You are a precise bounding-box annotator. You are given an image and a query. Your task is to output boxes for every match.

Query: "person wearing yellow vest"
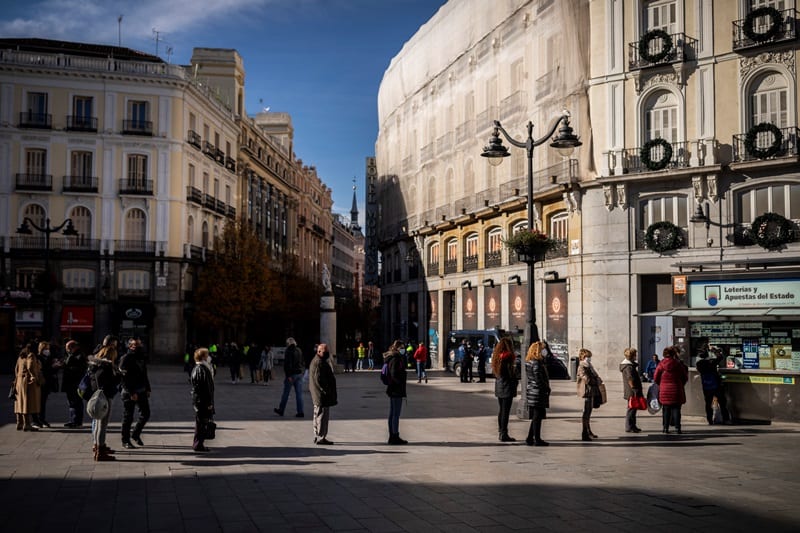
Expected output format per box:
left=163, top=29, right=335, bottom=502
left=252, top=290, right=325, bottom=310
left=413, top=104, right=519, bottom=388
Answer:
left=356, top=343, right=366, bottom=371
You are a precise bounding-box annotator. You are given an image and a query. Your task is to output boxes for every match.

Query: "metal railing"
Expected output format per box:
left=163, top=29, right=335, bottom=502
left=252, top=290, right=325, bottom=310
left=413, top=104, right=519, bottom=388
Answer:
left=186, top=186, right=203, bottom=204
left=114, top=240, right=156, bottom=254
left=63, top=175, right=98, bottom=192
left=119, top=178, right=153, bottom=195
left=732, top=126, right=798, bottom=162
left=122, top=119, right=153, bottom=135
left=420, top=142, right=435, bottom=164
left=635, top=227, right=688, bottom=251
left=16, top=173, right=53, bottom=191
left=66, top=115, right=97, bottom=131
left=455, top=120, right=474, bottom=144
left=628, top=32, right=696, bottom=70
left=187, top=130, right=202, bottom=148
left=484, top=251, right=502, bottom=268
left=443, top=259, right=458, bottom=275
left=18, top=112, right=52, bottom=128
left=732, top=8, right=797, bottom=51
left=463, top=254, right=479, bottom=272
left=618, top=140, right=691, bottom=173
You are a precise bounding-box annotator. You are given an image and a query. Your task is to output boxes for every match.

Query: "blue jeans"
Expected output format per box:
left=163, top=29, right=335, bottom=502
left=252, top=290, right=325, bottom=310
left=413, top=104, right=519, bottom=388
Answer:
left=356, top=358, right=364, bottom=370
left=279, top=373, right=304, bottom=414
left=91, top=409, right=111, bottom=447
left=416, top=361, right=426, bottom=380
left=388, top=397, right=403, bottom=435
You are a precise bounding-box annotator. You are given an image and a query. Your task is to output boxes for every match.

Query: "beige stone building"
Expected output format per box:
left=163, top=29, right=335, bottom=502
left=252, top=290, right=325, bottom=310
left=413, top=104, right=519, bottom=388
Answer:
left=375, top=0, right=799, bottom=421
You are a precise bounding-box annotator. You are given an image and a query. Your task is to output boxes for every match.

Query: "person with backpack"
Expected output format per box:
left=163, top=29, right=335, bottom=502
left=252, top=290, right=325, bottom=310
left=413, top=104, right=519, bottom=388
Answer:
left=274, top=337, right=305, bottom=417
left=383, top=340, right=408, bottom=445
left=696, top=346, right=730, bottom=425
left=309, top=343, right=337, bottom=445
left=62, top=340, right=88, bottom=428
left=87, top=344, right=120, bottom=461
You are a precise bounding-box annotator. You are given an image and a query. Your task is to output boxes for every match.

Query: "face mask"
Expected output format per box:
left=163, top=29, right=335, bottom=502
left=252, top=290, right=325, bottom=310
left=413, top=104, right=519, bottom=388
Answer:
left=541, top=348, right=549, bottom=356
left=43, top=349, right=50, bottom=356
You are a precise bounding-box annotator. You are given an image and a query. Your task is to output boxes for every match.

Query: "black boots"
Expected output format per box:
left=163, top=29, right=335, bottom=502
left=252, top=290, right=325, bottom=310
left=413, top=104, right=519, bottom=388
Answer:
left=388, top=433, right=407, bottom=445
left=526, top=419, right=549, bottom=446
left=581, top=421, right=592, bottom=441
left=499, top=432, right=516, bottom=442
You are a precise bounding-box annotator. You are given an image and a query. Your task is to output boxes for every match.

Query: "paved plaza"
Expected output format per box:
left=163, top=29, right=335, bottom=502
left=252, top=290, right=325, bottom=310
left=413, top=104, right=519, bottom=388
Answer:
left=1, top=364, right=798, bottom=532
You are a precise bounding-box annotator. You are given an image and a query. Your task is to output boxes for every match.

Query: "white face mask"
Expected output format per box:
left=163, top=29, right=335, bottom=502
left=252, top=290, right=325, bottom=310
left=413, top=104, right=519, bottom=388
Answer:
left=43, top=349, right=50, bottom=356
left=541, top=348, right=549, bottom=356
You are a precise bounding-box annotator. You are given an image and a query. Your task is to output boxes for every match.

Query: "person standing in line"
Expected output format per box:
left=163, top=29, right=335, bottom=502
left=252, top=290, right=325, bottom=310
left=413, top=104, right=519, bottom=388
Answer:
left=459, top=339, right=474, bottom=383
left=367, top=341, right=376, bottom=370
left=654, top=345, right=688, bottom=434
left=309, top=342, right=337, bottom=445
left=413, top=342, right=428, bottom=383
left=384, top=340, right=408, bottom=444
left=259, top=346, right=273, bottom=385
left=492, top=337, right=520, bottom=442
left=620, top=347, right=644, bottom=433
left=62, top=340, right=88, bottom=428
left=227, top=342, right=241, bottom=384
left=190, top=347, right=215, bottom=452
left=476, top=340, right=489, bottom=383
left=274, top=337, right=305, bottom=417
left=524, top=341, right=551, bottom=446
left=118, top=337, right=151, bottom=448
left=87, top=343, right=120, bottom=461
left=696, top=346, right=731, bottom=425
left=356, top=342, right=366, bottom=371
left=13, top=342, right=42, bottom=431
left=576, top=348, right=602, bottom=442
left=643, top=354, right=659, bottom=382
left=35, top=341, right=59, bottom=428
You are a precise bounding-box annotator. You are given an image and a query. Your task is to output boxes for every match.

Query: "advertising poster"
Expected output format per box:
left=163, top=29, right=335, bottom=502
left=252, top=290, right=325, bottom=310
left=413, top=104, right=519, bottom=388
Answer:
left=462, top=288, right=477, bottom=330
left=545, top=281, right=568, bottom=368
left=742, top=339, right=760, bottom=369
left=508, top=283, right=527, bottom=332
left=427, top=291, right=438, bottom=367
left=483, top=286, right=501, bottom=329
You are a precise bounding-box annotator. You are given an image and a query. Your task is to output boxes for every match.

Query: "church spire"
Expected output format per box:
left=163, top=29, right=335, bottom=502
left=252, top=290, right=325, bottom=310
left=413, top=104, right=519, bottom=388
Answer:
left=350, top=177, right=361, bottom=231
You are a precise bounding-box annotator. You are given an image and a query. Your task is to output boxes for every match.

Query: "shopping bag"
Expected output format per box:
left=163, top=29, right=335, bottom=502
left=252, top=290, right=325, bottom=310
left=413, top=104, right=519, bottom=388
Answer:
left=204, top=419, right=217, bottom=440
left=628, top=395, right=647, bottom=411
left=646, top=383, right=661, bottom=414
left=598, top=383, right=607, bottom=405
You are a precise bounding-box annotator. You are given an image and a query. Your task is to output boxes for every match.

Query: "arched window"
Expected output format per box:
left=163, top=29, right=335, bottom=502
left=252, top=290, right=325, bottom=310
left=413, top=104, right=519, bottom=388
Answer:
left=464, top=233, right=479, bottom=271
left=644, top=90, right=678, bottom=142
left=549, top=211, right=569, bottom=241
left=511, top=220, right=528, bottom=234
left=407, top=184, right=417, bottom=214
left=23, top=203, right=46, bottom=227
left=486, top=227, right=503, bottom=268
left=202, top=221, right=209, bottom=248
left=428, top=242, right=440, bottom=267
left=124, top=209, right=146, bottom=241
left=444, top=238, right=458, bottom=274
left=750, top=71, right=789, bottom=128
left=213, top=224, right=220, bottom=247
left=68, top=205, right=91, bottom=246
left=737, top=183, right=800, bottom=224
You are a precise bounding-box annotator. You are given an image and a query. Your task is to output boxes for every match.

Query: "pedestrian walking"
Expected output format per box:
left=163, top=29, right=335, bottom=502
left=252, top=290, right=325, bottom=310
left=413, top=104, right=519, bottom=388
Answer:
left=620, top=347, right=644, bottom=433
left=309, top=343, right=337, bottom=445
left=492, top=337, right=520, bottom=442
left=524, top=341, right=551, bottom=446
left=576, top=348, right=602, bottom=441
left=696, top=346, right=730, bottom=425
left=87, top=344, right=120, bottom=461
left=384, top=340, right=408, bottom=444
left=654, top=345, right=688, bottom=434
left=13, top=342, right=41, bottom=432
left=413, top=342, right=428, bottom=383
left=118, top=337, right=151, bottom=448
left=190, top=347, right=215, bottom=452
left=274, top=337, right=305, bottom=417
left=62, top=340, right=88, bottom=428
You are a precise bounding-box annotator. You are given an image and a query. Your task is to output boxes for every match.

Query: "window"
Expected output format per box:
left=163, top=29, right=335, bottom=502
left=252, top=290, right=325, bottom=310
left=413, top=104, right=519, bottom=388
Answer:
left=26, top=92, right=47, bottom=115
left=645, top=0, right=677, bottom=34
left=407, top=185, right=416, bottom=214
left=428, top=242, right=440, bottom=265
left=427, top=177, right=436, bottom=210
left=118, top=270, right=150, bottom=291
left=464, top=160, right=475, bottom=197
left=202, top=221, right=209, bottom=248
left=445, top=169, right=454, bottom=201
left=189, top=112, right=196, bottom=132
left=70, top=151, right=93, bottom=178
left=550, top=211, right=569, bottom=240
left=69, top=206, right=91, bottom=243
left=72, top=96, right=93, bottom=128
left=16, top=269, right=42, bottom=290
left=203, top=124, right=210, bottom=142
left=446, top=239, right=458, bottom=261
left=511, top=59, right=524, bottom=92
left=644, top=90, right=678, bottom=142
left=203, top=172, right=209, bottom=193
left=63, top=269, right=95, bottom=289
left=487, top=228, right=503, bottom=252
left=512, top=221, right=528, bottom=234
left=26, top=149, right=46, bottom=175
left=127, top=100, right=148, bottom=124
left=214, top=178, right=220, bottom=199
left=750, top=72, right=789, bottom=129
left=639, top=196, right=688, bottom=228
left=124, top=209, right=147, bottom=241
left=737, top=183, right=800, bottom=223
left=188, top=164, right=196, bottom=188
left=465, top=234, right=479, bottom=257
left=187, top=216, right=194, bottom=243
left=23, top=204, right=46, bottom=227
left=127, top=154, right=147, bottom=185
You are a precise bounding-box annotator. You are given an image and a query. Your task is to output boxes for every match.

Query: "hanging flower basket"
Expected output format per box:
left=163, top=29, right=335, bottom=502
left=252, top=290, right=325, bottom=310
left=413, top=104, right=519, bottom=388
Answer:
left=503, top=229, right=554, bottom=262
left=638, top=29, right=674, bottom=63
left=750, top=212, right=794, bottom=249
left=640, top=138, right=673, bottom=171
left=644, top=221, right=685, bottom=254
left=743, top=6, right=783, bottom=43
left=744, top=122, right=783, bottom=159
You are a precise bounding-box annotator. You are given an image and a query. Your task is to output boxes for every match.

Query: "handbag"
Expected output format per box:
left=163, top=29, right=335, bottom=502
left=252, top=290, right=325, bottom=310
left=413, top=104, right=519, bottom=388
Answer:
left=646, top=383, right=661, bottom=414
left=8, top=384, right=15, bottom=401
left=204, top=419, right=217, bottom=440
left=628, top=395, right=647, bottom=411
left=86, top=389, right=109, bottom=420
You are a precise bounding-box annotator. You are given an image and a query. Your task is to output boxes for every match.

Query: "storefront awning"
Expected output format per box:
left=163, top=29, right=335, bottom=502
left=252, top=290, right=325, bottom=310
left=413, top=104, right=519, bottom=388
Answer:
left=60, top=306, right=94, bottom=332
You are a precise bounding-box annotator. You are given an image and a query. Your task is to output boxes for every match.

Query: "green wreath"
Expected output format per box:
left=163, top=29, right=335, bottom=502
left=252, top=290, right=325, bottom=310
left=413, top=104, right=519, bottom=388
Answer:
left=743, top=6, right=783, bottom=43
left=744, top=122, right=783, bottom=159
left=751, top=212, right=794, bottom=249
left=640, top=138, right=673, bottom=171
left=645, top=221, right=684, bottom=253
left=639, top=29, right=674, bottom=63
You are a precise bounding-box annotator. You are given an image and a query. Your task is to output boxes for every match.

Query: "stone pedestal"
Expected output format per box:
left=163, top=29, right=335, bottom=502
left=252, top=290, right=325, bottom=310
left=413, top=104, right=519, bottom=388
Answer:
left=320, top=292, right=337, bottom=358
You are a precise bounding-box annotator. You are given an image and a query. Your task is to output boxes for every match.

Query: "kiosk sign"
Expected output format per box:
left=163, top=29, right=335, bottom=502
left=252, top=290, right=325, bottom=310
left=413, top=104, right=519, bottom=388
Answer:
left=689, top=279, right=800, bottom=308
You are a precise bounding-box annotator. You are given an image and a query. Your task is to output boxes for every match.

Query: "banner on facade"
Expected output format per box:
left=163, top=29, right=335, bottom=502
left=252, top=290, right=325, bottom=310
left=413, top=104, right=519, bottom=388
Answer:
left=427, top=291, right=438, bottom=367
left=545, top=281, right=568, bottom=368
left=508, top=283, right=527, bottom=332
left=462, top=288, right=477, bottom=330
left=364, top=157, right=379, bottom=286
left=483, top=286, right=501, bottom=329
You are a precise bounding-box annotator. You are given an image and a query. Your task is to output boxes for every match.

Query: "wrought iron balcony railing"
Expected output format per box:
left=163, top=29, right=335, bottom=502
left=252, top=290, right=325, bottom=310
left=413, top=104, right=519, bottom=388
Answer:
left=16, top=173, right=52, bottom=191
left=18, top=112, right=52, bottom=129
left=63, top=175, right=98, bottom=192
left=484, top=250, right=502, bottom=268
left=628, top=32, right=696, bottom=70
left=66, top=115, right=97, bottom=132
left=732, top=125, right=798, bottom=163
left=122, top=119, right=153, bottom=136
left=732, top=8, right=797, bottom=51
left=187, top=186, right=203, bottom=204
left=119, top=178, right=153, bottom=195
left=187, top=130, right=202, bottom=149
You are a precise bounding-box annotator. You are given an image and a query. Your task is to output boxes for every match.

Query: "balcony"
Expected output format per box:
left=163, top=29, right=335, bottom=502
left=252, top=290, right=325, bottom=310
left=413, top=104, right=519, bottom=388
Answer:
left=215, top=200, right=227, bottom=215
left=225, top=156, right=236, bottom=172
left=298, top=214, right=306, bottom=227
left=119, top=178, right=153, bottom=195
left=443, top=259, right=458, bottom=275
left=426, top=261, right=439, bottom=276
left=202, top=141, right=216, bottom=158
left=732, top=125, right=798, bottom=163
left=63, top=175, right=98, bottom=193
left=499, top=91, right=526, bottom=121
left=628, top=32, right=696, bottom=71
left=122, top=119, right=153, bottom=136
left=11, top=236, right=100, bottom=252
left=187, top=130, right=202, bottom=149
left=226, top=205, right=236, bottom=219
left=312, top=223, right=326, bottom=237
left=420, top=142, right=435, bottom=164
left=463, top=254, right=478, bottom=272
left=114, top=239, right=156, bottom=254
left=484, top=250, right=502, bottom=268
left=401, top=155, right=414, bottom=172
left=732, top=8, right=797, bottom=51
left=455, top=120, right=475, bottom=145
left=18, top=112, right=52, bottom=129
left=545, top=239, right=569, bottom=260
left=16, top=173, right=52, bottom=191
left=66, top=115, right=97, bottom=132
left=186, top=186, right=203, bottom=204
left=203, top=194, right=216, bottom=210
left=603, top=140, right=693, bottom=175
left=475, top=106, right=499, bottom=134
left=436, top=132, right=453, bottom=155
left=214, top=148, right=225, bottom=165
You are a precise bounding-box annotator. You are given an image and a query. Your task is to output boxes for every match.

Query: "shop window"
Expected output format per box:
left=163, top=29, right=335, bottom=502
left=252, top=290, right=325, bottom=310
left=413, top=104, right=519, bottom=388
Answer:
left=63, top=268, right=96, bottom=289
left=118, top=270, right=150, bottom=291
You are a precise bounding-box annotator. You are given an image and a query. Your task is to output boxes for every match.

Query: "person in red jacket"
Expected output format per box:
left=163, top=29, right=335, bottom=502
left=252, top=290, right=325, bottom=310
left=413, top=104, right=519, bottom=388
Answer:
left=413, top=342, right=428, bottom=383
left=653, top=345, right=688, bottom=434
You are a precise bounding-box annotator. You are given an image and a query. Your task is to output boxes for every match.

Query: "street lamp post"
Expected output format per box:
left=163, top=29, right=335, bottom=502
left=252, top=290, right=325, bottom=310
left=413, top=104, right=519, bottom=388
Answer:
left=17, top=217, right=78, bottom=341
left=690, top=201, right=736, bottom=270
left=481, top=112, right=581, bottom=352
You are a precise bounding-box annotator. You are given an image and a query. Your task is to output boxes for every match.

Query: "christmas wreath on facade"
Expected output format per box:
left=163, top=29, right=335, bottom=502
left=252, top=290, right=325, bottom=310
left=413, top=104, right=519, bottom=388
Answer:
left=640, top=138, right=673, bottom=171
left=744, top=122, right=783, bottom=159
left=639, top=29, right=674, bottom=63
left=743, top=6, right=783, bottom=43
left=750, top=212, right=794, bottom=249
left=645, top=221, right=684, bottom=253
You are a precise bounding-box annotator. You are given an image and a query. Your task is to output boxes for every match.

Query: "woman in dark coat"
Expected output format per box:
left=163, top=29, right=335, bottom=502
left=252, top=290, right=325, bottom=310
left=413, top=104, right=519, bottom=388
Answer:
left=653, top=345, right=688, bottom=434
left=384, top=340, right=408, bottom=445
left=309, top=343, right=337, bottom=445
left=524, top=341, right=551, bottom=446
left=88, top=344, right=120, bottom=461
left=492, top=336, right=520, bottom=442
left=620, top=347, right=643, bottom=433
left=191, top=347, right=215, bottom=452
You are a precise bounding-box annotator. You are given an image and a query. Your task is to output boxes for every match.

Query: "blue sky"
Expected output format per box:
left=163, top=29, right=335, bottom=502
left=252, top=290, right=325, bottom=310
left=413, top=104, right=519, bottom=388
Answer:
left=0, top=0, right=447, bottom=219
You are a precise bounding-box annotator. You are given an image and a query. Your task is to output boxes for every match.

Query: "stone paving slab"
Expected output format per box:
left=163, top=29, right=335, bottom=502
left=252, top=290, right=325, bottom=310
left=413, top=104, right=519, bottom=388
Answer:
left=1, top=366, right=799, bottom=532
